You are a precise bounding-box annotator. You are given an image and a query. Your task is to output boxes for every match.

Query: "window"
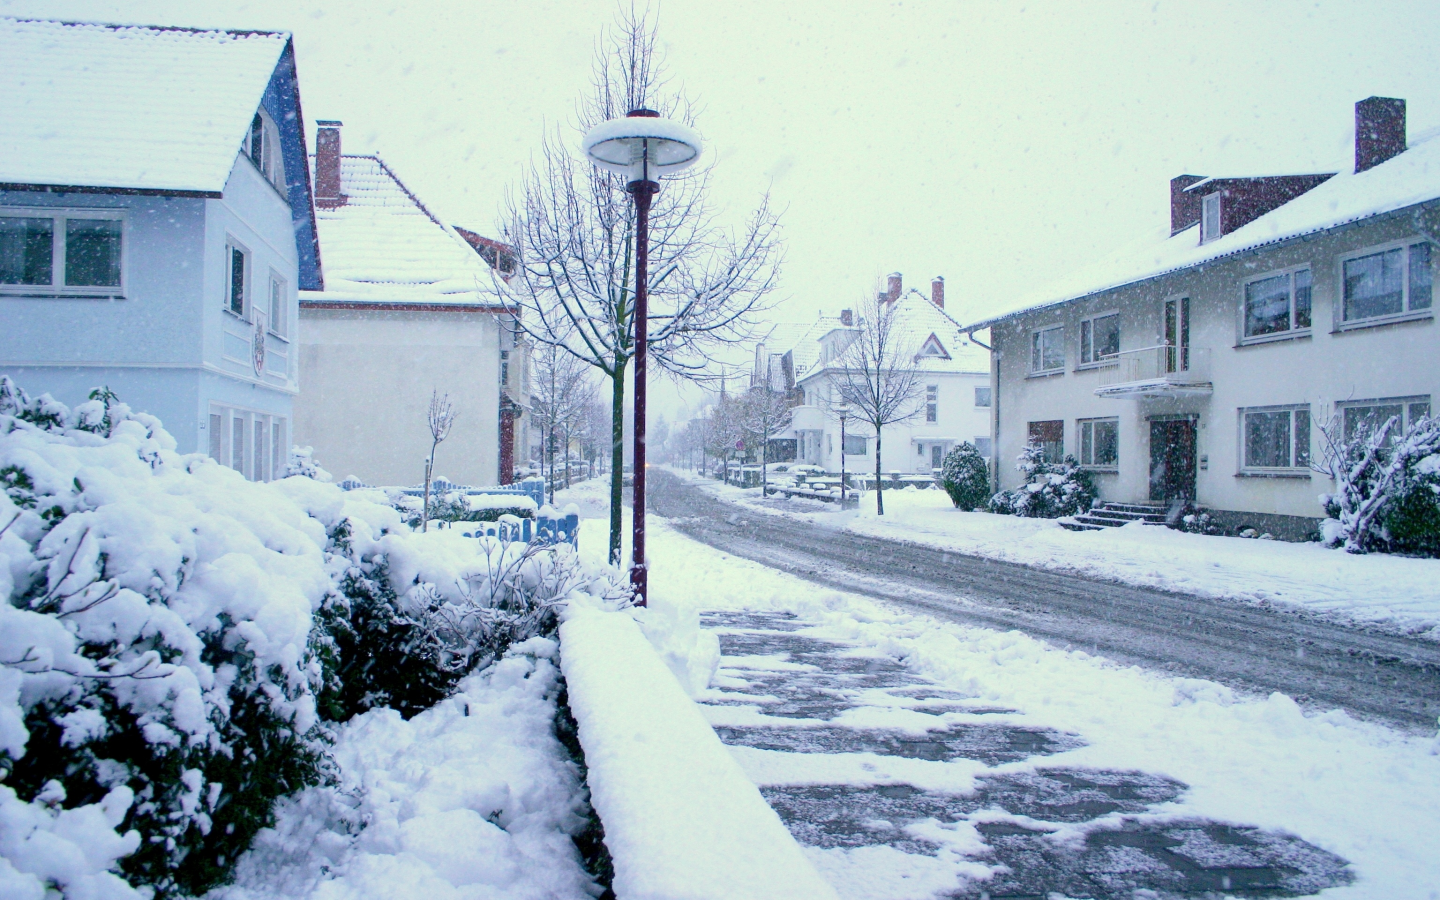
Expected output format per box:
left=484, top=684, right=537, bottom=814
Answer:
left=925, top=385, right=938, bottom=422
left=1342, top=241, right=1432, bottom=324
left=1339, top=396, right=1431, bottom=447
left=917, top=444, right=926, bottom=457
left=501, top=350, right=510, bottom=386
left=1028, top=420, right=1063, bottom=463
left=1079, top=312, right=1120, bottom=365
left=226, top=241, right=248, bottom=317
left=0, top=209, right=123, bottom=296
left=1030, top=325, right=1064, bottom=373
left=209, top=405, right=287, bottom=481
left=209, top=413, right=223, bottom=461
left=974, top=436, right=993, bottom=458
left=1241, top=406, right=1310, bottom=471
left=843, top=434, right=866, bottom=455
left=1201, top=193, right=1221, bottom=243
left=268, top=272, right=287, bottom=337
left=247, top=110, right=287, bottom=192
left=1243, top=268, right=1311, bottom=340
left=974, top=386, right=992, bottom=408
left=1079, top=418, right=1119, bottom=468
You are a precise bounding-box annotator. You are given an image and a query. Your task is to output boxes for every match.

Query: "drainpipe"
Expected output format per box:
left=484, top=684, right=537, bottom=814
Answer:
left=967, top=329, right=1000, bottom=493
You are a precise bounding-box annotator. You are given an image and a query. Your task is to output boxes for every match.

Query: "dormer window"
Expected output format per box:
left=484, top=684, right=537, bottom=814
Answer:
left=247, top=109, right=286, bottom=193
left=1200, top=192, right=1221, bottom=243
left=917, top=333, right=950, bottom=359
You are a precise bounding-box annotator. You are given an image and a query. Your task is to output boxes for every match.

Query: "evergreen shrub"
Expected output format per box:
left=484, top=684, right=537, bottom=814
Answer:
left=940, top=442, right=991, bottom=510
left=988, top=444, right=1097, bottom=518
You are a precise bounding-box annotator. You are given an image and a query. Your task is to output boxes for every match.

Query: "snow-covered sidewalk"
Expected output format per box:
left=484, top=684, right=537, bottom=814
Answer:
left=670, top=468, right=1440, bottom=639
left=636, top=513, right=1440, bottom=899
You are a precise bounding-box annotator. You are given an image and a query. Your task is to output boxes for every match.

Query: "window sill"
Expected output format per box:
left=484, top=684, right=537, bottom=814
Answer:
left=1333, top=309, right=1432, bottom=333
left=223, top=309, right=251, bottom=324
left=1026, top=369, right=1066, bottom=379
left=1074, top=360, right=1119, bottom=372
left=1081, top=466, right=1119, bottom=474
left=1236, top=329, right=1311, bottom=348
left=267, top=331, right=290, bottom=344
left=1, top=289, right=125, bottom=300
left=1235, top=470, right=1313, bottom=479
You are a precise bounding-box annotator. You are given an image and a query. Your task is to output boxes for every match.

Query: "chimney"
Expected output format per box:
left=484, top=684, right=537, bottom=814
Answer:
left=315, top=120, right=345, bottom=208
left=840, top=308, right=853, bottom=327
left=930, top=276, right=945, bottom=310
left=1170, top=175, right=1205, bottom=234
left=886, top=272, right=902, bottom=302
left=1355, top=97, right=1406, bottom=174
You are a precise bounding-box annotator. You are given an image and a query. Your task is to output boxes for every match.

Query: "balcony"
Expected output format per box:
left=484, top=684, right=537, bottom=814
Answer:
left=1094, top=346, right=1212, bottom=398
left=789, top=404, right=826, bottom=431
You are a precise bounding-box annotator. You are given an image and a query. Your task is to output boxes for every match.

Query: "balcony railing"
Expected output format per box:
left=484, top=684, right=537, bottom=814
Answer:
left=788, top=404, right=826, bottom=431
left=1095, top=345, right=1212, bottom=397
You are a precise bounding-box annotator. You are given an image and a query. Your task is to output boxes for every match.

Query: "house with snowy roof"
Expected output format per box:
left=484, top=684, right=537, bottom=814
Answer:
left=767, top=274, right=992, bottom=474
left=962, top=97, right=1438, bottom=539
left=0, top=17, right=320, bottom=480
left=293, top=121, right=522, bottom=487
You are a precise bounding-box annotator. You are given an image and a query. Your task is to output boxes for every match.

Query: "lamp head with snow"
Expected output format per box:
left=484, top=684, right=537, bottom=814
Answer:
left=582, top=109, right=703, bottom=188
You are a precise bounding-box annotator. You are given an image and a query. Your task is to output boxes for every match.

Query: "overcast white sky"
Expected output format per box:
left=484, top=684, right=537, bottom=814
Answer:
left=8, top=0, right=1440, bottom=420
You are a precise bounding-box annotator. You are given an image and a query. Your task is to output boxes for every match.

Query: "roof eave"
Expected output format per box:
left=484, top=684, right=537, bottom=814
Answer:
left=0, top=181, right=222, bottom=198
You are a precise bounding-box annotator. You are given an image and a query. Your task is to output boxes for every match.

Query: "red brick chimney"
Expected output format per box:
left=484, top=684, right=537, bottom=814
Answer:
left=315, top=120, right=345, bottom=209
left=885, top=272, right=902, bottom=302
left=1355, top=97, right=1406, bottom=174
left=1170, top=175, right=1205, bottom=234
left=930, top=276, right=945, bottom=309
left=840, top=308, right=853, bottom=327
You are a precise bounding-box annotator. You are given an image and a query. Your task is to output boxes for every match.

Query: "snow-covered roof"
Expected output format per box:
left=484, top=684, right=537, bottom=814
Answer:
left=300, top=155, right=508, bottom=309
left=965, top=128, right=1440, bottom=331
left=0, top=17, right=289, bottom=194
left=884, top=289, right=990, bottom=374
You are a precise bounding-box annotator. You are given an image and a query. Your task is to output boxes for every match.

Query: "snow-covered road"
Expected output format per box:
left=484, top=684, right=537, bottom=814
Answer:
left=648, top=469, right=1440, bottom=730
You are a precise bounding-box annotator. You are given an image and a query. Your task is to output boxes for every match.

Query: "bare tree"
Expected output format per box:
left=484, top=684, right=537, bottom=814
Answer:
left=830, top=292, right=925, bottom=515
left=531, top=341, right=595, bottom=504
left=496, top=6, right=783, bottom=564
left=739, top=388, right=794, bottom=498
left=422, top=390, right=458, bottom=532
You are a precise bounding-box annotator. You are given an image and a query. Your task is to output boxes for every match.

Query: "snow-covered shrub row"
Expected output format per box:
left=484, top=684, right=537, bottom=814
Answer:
left=1318, top=414, right=1440, bottom=556
left=0, top=378, right=625, bottom=898
left=988, top=444, right=1097, bottom=518
left=939, top=442, right=991, bottom=511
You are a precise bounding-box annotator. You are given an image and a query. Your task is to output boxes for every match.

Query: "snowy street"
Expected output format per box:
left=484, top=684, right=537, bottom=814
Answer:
left=648, top=470, right=1440, bottom=731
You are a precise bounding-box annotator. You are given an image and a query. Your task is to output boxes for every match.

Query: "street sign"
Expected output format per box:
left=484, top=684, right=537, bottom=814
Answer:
left=735, top=439, right=745, bottom=450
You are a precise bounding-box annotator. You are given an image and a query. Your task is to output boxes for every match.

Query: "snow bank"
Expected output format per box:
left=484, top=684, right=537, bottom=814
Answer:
left=217, top=639, right=597, bottom=900
left=559, top=602, right=837, bottom=900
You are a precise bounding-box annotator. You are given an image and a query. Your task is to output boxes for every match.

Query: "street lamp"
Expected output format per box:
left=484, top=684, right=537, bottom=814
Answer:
left=837, top=403, right=851, bottom=506
left=582, top=109, right=703, bottom=606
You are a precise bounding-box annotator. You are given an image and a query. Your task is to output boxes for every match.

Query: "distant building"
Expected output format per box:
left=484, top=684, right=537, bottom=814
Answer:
left=0, top=17, right=321, bottom=480
left=761, top=274, right=992, bottom=474
left=293, top=121, right=514, bottom=486
left=963, top=97, right=1439, bottom=539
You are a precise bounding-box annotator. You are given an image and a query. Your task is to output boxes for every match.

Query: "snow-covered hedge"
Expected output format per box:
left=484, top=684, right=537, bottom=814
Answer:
left=1318, top=414, right=1440, bottom=556
left=0, top=378, right=621, bottom=898
left=988, top=444, right=1096, bottom=518
left=939, top=442, right=990, bottom=511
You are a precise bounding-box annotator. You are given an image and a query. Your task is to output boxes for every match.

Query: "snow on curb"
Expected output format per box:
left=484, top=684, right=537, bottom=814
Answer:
left=559, top=603, right=839, bottom=900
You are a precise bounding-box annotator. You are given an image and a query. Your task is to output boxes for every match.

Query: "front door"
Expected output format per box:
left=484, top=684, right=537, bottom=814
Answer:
left=1149, top=417, right=1197, bottom=502
left=931, top=444, right=943, bottom=469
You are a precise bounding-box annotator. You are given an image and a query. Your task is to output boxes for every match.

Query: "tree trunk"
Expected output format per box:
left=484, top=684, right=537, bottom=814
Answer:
left=761, top=421, right=769, bottom=497
left=564, top=425, right=572, bottom=489
left=874, top=430, right=885, bottom=516
left=608, top=362, right=626, bottom=566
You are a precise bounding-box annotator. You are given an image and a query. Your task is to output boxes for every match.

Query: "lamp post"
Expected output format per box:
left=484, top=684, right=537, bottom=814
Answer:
left=838, top=404, right=850, bottom=506
left=582, top=110, right=702, bottom=606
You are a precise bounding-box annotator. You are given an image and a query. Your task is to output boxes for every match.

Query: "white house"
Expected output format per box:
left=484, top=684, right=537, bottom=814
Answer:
left=0, top=17, right=321, bottom=481
left=293, top=122, right=518, bottom=487
left=768, top=274, right=992, bottom=476
left=963, top=97, right=1439, bottom=539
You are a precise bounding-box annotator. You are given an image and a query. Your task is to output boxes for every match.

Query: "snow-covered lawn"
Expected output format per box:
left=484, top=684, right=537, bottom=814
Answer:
left=637, top=513, right=1440, bottom=899
left=672, top=468, right=1440, bottom=639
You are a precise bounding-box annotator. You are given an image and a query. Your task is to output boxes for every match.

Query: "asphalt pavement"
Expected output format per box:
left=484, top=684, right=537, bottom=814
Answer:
left=647, top=469, right=1440, bottom=731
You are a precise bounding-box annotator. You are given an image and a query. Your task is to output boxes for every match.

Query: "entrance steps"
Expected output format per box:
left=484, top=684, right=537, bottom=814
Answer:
left=1060, top=501, right=1168, bottom=532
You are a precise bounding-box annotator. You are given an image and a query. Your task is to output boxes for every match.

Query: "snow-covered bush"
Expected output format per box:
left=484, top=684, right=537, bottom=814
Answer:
left=283, top=445, right=331, bottom=481
left=1317, top=414, right=1440, bottom=555
left=397, top=491, right=537, bottom=530
left=988, top=444, right=1097, bottom=518
left=0, top=377, right=626, bottom=897
left=939, top=442, right=991, bottom=510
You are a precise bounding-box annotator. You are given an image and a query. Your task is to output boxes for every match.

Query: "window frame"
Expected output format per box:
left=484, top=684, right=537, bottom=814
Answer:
left=974, top=385, right=992, bottom=408
left=1239, top=264, right=1312, bottom=346
left=925, top=384, right=938, bottom=423
left=1238, top=404, right=1312, bottom=476
left=267, top=269, right=288, bottom=338
left=1336, top=238, right=1433, bottom=330
left=225, top=237, right=251, bottom=320
left=1028, top=419, right=1064, bottom=464
left=842, top=433, right=867, bottom=456
left=207, top=403, right=288, bottom=482
left=1029, top=324, right=1065, bottom=375
left=0, top=207, right=127, bottom=298
left=1200, top=192, right=1221, bottom=243
left=246, top=108, right=289, bottom=197
left=1077, top=417, right=1120, bottom=471
left=1077, top=309, right=1120, bottom=367
left=1336, top=395, right=1431, bottom=446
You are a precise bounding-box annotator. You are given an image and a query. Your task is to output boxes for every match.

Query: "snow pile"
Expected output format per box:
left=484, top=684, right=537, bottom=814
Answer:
left=559, top=600, right=838, bottom=900
left=218, top=639, right=599, bottom=900
left=634, top=594, right=721, bottom=697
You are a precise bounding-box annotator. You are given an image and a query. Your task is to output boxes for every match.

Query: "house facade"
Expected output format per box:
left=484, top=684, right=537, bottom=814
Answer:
left=0, top=18, right=321, bottom=480
left=966, top=98, right=1438, bottom=538
left=770, top=274, right=992, bottom=476
left=293, top=122, right=515, bottom=487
